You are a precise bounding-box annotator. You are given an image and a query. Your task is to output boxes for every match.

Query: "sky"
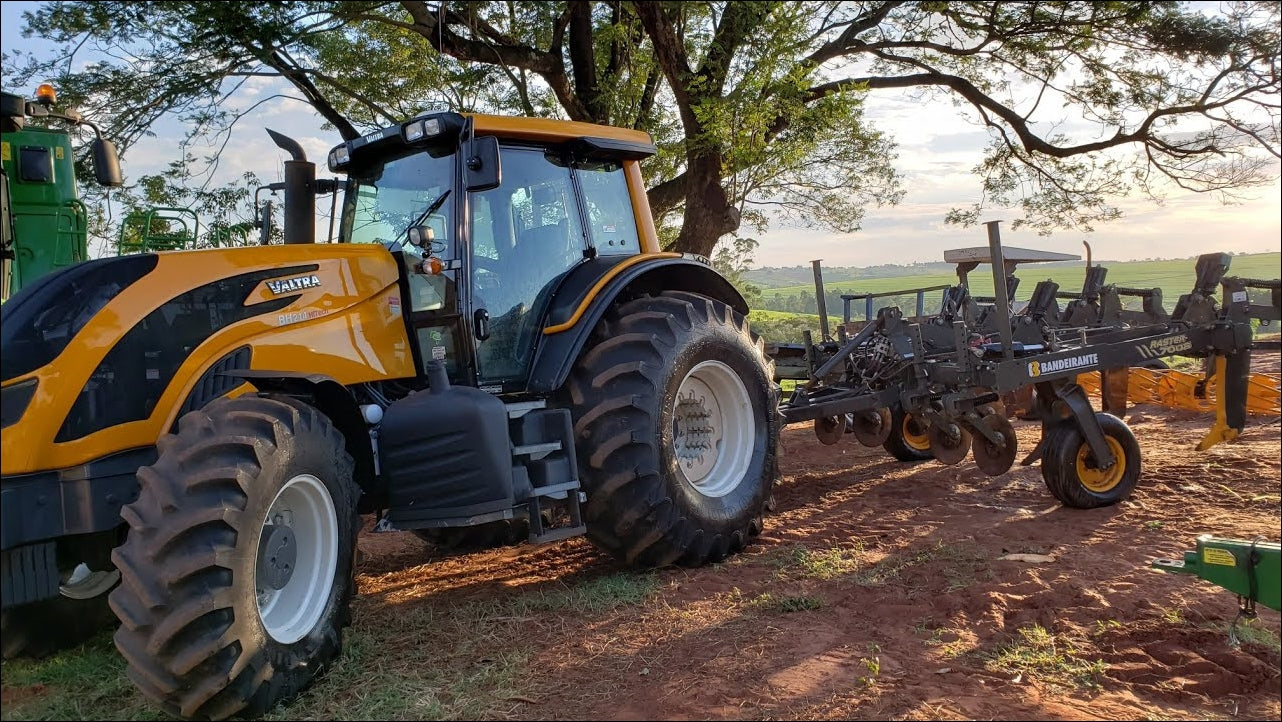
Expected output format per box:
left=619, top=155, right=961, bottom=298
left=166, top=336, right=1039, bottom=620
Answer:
left=3, top=2, right=1279, bottom=269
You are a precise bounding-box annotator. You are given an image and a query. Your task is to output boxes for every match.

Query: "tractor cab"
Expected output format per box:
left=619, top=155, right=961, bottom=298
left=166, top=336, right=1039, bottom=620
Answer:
left=326, top=111, right=656, bottom=393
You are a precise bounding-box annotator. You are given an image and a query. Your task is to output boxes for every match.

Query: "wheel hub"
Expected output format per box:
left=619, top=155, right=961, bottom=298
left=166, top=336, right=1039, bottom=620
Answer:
left=674, top=388, right=717, bottom=472
left=1077, top=437, right=1126, bottom=492
left=257, top=523, right=298, bottom=591
left=255, top=474, right=339, bottom=645
left=672, top=360, right=754, bottom=497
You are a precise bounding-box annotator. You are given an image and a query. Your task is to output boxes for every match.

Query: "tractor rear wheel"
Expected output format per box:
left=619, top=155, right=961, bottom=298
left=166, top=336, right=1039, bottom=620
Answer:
left=110, top=396, right=359, bottom=720
left=882, top=406, right=933, bottom=462
left=1041, top=413, right=1141, bottom=508
left=566, top=291, right=778, bottom=568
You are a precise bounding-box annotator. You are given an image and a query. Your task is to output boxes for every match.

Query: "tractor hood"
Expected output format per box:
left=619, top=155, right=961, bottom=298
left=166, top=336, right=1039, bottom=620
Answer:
left=1, top=244, right=413, bottom=475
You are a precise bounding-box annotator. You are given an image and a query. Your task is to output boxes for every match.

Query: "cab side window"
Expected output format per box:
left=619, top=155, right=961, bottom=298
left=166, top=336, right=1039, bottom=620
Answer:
left=574, top=160, right=639, bottom=256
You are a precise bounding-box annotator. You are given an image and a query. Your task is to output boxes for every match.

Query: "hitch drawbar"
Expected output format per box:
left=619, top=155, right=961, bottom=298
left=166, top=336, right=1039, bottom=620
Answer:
left=1153, top=534, right=1280, bottom=612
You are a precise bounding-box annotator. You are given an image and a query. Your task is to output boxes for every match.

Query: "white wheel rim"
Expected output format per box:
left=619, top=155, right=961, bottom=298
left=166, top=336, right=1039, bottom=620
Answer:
left=672, top=360, right=755, bottom=497
left=256, top=473, right=339, bottom=644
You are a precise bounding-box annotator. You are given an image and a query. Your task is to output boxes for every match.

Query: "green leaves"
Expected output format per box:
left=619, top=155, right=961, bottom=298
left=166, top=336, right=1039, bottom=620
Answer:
left=8, top=1, right=1277, bottom=258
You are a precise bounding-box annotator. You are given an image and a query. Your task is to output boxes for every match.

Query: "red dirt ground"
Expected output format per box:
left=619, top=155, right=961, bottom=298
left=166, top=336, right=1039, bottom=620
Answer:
left=353, top=357, right=1282, bottom=721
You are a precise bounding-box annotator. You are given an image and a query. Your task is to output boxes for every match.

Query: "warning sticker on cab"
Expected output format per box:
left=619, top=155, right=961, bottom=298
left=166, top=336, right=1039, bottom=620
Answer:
left=1202, top=547, right=1236, bottom=567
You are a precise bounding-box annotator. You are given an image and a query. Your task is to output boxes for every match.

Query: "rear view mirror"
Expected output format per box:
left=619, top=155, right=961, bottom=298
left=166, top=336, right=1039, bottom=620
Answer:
left=92, top=138, right=122, bottom=187
left=464, top=136, right=501, bottom=192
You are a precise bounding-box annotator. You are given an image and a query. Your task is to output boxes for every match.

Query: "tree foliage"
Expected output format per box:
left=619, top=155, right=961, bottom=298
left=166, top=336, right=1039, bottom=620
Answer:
left=4, top=1, right=1278, bottom=257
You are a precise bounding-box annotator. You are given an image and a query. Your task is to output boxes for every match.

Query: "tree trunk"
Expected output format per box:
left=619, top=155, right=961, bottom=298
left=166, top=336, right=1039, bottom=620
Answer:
left=671, top=151, right=740, bottom=257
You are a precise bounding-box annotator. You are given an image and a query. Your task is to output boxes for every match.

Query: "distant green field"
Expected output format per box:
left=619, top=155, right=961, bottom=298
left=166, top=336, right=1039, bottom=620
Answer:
left=748, top=251, right=1279, bottom=342
left=757, top=252, right=1280, bottom=311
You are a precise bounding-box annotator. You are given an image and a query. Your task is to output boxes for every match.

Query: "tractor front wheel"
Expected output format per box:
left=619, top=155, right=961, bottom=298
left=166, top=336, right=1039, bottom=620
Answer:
left=110, top=396, right=359, bottom=720
left=566, top=291, right=778, bottom=568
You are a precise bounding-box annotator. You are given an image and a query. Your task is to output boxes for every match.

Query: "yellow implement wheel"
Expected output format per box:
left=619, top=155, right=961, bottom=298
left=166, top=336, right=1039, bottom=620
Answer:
left=1075, top=436, right=1127, bottom=492
left=883, top=406, right=933, bottom=462
left=1041, top=413, right=1141, bottom=508
left=903, top=414, right=931, bottom=451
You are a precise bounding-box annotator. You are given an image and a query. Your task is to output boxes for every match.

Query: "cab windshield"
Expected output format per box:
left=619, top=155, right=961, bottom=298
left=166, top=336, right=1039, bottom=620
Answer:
left=343, top=149, right=455, bottom=257
left=342, top=149, right=456, bottom=314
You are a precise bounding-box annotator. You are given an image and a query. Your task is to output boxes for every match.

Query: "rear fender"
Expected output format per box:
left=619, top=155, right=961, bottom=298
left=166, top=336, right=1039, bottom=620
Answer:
left=527, top=254, right=747, bottom=394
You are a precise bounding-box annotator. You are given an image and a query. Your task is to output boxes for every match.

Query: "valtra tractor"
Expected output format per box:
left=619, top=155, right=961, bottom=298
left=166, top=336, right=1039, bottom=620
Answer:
left=1, top=112, right=778, bottom=718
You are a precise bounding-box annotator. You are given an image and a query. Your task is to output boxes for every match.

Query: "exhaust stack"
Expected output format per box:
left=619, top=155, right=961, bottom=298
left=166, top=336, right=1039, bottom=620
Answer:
left=267, top=129, right=315, bottom=245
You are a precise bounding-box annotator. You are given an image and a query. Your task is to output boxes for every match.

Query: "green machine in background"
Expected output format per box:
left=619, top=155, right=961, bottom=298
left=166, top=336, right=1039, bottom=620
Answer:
left=0, top=83, right=122, bottom=301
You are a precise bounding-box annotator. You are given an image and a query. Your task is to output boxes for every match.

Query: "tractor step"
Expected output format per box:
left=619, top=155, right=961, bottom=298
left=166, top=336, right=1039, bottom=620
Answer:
left=508, top=401, right=586, bottom=545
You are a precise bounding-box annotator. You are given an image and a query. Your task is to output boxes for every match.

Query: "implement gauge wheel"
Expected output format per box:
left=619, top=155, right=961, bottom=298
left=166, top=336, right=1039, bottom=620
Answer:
left=1041, top=413, right=1142, bottom=508
left=565, top=290, right=778, bottom=568
left=882, top=406, right=933, bottom=462
left=110, top=396, right=359, bottom=720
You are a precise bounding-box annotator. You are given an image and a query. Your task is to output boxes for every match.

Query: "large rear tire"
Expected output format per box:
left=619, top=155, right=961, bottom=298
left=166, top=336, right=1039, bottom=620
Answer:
left=565, top=291, right=778, bottom=568
left=110, top=396, right=359, bottom=720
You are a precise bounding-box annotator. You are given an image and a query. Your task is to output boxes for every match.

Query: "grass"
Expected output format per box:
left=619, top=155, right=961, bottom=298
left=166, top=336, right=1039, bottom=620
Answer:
left=921, top=628, right=976, bottom=660
left=853, top=540, right=990, bottom=592
left=770, top=543, right=865, bottom=581
left=1230, top=620, right=1282, bottom=653
left=747, top=592, right=826, bottom=613
left=983, top=624, right=1108, bottom=691
left=1158, top=606, right=1186, bottom=626
left=1093, top=619, right=1123, bottom=637
left=0, top=571, right=659, bottom=722
left=0, top=631, right=166, bottom=721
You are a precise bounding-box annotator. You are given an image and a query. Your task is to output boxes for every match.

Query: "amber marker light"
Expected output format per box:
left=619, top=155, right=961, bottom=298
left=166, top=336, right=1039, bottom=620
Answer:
left=35, top=83, right=57, bottom=105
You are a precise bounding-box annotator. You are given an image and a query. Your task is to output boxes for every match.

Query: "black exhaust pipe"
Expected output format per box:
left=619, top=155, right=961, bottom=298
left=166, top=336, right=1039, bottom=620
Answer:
left=267, top=129, right=315, bottom=245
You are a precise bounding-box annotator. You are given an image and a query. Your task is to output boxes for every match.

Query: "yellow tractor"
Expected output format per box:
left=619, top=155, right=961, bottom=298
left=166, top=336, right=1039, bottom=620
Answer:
left=0, top=113, right=778, bottom=718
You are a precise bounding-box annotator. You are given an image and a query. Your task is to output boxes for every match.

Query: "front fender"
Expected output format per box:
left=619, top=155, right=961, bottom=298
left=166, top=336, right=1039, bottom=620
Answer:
left=526, top=253, right=747, bottom=394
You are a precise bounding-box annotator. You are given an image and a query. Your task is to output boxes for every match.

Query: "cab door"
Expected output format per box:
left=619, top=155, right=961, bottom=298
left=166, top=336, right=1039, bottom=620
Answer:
left=468, top=146, right=588, bottom=390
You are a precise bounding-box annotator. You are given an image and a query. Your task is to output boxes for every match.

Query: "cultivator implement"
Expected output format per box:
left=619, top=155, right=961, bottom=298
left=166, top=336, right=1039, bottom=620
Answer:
left=771, top=221, right=1277, bottom=509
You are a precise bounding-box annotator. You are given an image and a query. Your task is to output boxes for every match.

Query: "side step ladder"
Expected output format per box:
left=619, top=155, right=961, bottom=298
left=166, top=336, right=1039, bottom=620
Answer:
left=507, top=401, right=587, bottom=544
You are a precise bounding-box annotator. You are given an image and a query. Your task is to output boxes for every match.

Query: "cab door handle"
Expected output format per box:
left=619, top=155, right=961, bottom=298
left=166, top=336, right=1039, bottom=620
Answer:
left=473, top=308, right=490, bottom=341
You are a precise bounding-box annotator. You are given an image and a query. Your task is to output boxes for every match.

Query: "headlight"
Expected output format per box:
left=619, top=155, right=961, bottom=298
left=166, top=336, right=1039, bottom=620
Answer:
left=403, top=117, right=442, bottom=143
left=327, top=144, right=351, bottom=171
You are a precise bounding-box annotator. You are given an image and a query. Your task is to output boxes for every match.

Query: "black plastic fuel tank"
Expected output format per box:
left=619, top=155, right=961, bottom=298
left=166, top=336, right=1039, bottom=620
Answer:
left=380, top=362, right=515, bottom=526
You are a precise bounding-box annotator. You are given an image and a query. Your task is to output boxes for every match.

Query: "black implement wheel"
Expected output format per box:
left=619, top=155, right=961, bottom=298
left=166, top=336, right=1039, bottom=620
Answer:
left=110, top=396, right=359, bottom=720
left=882, top=406, right=933, bottom=462
left=928, top=420, right=972, bottom=465
left=565, top=291, right=778, bottom=568
left=971, top=413, right=1019, bottom=477
left=1041, top=413, right=1141, bottom=508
